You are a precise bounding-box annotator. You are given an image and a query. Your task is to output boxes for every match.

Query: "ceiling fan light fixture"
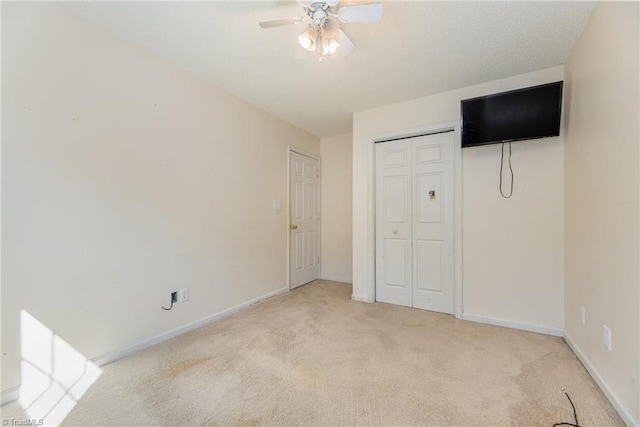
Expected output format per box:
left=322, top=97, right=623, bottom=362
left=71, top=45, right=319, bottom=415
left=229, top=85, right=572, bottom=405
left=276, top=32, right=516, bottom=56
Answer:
left=329, top=38, right=340, bottom=55
left=260, top=0, right=385, bottom=59
left=322, top=36, right=340, bottom=56
left=298, top=26, right=318, bottom=51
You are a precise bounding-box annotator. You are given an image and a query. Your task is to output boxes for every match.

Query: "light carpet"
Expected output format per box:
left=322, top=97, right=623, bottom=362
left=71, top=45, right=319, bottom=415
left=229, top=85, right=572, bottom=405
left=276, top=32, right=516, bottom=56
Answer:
left=3, top=280, right=623, bottom=426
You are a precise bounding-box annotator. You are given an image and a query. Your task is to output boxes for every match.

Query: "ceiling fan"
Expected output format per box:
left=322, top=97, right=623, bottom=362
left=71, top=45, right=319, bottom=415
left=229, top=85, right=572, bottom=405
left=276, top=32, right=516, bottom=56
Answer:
left=258, top=0, right=384, bottom=59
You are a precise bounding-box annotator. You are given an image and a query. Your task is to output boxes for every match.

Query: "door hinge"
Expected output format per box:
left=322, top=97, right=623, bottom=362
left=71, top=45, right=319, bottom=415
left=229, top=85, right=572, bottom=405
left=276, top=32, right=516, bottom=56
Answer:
left=317, top=213, right=320, bottom=220
left=316, top=169, right=320, bottom=178
left=317, top=256, right=320, bottom=264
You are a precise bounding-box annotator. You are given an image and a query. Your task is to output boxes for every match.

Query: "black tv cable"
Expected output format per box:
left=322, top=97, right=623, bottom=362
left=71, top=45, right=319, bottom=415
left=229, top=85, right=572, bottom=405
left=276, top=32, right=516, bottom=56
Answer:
left=500, top=141, right=514, bottom=198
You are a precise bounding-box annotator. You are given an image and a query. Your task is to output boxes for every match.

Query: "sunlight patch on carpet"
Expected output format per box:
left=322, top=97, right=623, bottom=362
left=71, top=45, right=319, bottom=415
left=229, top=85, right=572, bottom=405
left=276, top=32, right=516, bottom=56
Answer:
left=19, top=310, right=102, bottom=426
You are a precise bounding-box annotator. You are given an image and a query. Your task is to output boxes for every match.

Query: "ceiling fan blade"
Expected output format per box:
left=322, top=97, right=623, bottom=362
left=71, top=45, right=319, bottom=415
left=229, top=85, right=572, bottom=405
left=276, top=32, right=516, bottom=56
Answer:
left=296, top=0, right=313, bottom=7
left=258, top=17, right=303, bottom=29
left=337, top=3, right=383, bottom=23
left=337, top=29, right=355, bottom=56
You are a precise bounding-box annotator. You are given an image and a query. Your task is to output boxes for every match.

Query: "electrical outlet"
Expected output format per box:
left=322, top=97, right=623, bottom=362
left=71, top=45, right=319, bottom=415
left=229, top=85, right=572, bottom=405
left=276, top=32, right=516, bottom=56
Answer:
left=603, top=325, right=612, bottom=351
left=580, top=306, right=586, bottom=324
left=178, top=288, right=189, bottom=303
left=171, top=291, right=178, bottom=303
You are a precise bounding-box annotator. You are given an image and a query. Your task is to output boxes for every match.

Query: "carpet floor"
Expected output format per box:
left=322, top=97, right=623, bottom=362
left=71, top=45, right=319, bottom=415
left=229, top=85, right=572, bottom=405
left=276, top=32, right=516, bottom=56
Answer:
left=3, top=280, right=623, bottom=426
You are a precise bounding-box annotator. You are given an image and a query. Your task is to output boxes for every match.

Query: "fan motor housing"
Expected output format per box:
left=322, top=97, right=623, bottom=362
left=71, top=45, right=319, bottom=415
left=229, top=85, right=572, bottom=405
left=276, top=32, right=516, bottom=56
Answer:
left=308, top=2, right=332, bottom=27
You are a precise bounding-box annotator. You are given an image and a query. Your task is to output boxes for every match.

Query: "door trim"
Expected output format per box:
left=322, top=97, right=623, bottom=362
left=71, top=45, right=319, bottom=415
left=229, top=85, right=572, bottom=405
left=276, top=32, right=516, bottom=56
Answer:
left=287, top=146, right=321, bottom=290
left=368, top=122, right=462, bottom=319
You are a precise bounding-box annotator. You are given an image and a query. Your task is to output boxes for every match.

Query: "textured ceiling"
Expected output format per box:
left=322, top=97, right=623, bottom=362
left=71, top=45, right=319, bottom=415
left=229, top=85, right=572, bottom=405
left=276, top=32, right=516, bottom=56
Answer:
left=63, top=1, right=596, bottom=138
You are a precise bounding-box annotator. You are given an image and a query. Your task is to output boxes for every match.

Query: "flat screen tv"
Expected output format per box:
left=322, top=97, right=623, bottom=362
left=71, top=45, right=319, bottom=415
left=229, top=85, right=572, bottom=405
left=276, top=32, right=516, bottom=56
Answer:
left=461, top=81, right=563, bottom=148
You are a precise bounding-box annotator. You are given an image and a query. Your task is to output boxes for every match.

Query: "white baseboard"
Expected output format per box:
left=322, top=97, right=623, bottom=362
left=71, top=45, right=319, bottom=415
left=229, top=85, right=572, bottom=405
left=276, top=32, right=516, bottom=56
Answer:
left=462, top=313, right=563, bottom=337
left=351, top=294, right=374, bottom=303
left=563, top=332, right=638, bottom=426
left=320, top=275, right=352, bottom=284
left=1, top=286, right=290, bottom=405
left=1, top=386, right=19, bottom=406
left=91, top=286, right=289, bottom=367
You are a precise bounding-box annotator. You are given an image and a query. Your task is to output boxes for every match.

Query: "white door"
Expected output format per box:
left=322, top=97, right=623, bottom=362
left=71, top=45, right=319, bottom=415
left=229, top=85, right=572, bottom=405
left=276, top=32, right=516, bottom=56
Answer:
left=375, top=131, right=455, bottom=314
left=375, top=139, right=413, bottom=307
left=290, top=151, right=320, bottom=289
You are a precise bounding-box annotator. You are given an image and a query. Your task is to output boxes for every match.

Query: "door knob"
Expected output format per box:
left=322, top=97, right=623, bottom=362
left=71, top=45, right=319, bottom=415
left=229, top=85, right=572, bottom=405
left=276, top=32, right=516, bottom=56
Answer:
left=393, top=229, right=398, bottom=234
left=290, top=224, right=298, bottom=230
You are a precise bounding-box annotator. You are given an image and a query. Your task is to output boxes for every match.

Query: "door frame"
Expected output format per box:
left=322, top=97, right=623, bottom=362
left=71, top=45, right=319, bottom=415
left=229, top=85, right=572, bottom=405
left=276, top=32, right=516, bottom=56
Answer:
left=287, top=146, right=321, bottom=290
left=370, top=122, right=463, bottom=319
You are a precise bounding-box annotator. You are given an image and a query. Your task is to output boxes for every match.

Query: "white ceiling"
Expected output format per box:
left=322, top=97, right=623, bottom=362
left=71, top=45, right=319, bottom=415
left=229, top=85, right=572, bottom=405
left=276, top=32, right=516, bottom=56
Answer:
left=63, top=1, right=596, bottom=138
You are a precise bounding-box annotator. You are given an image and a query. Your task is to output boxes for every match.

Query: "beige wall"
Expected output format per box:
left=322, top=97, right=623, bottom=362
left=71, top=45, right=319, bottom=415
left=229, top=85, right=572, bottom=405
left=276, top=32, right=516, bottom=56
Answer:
left=320, top=133, right=353, bottom=283
left=564, top=2, right=639, bottom=424
left=353, top=66, right=565, bottom=334
left=1, top=3, right=319, bottom=394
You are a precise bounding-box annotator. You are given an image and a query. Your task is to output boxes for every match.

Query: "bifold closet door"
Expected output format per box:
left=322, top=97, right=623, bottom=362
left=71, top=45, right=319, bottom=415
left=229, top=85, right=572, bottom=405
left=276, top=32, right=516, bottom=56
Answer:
left=375, top=139, right=413, bottom=307
left=375, top=132, right=454, bottom=314
left=411, top=132, right=454, bottom=314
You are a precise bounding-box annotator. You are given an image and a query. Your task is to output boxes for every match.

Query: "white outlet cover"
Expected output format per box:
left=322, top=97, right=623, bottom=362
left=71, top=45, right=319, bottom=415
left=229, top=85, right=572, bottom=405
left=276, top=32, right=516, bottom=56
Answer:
left=178, top=288, right=189, bottom=303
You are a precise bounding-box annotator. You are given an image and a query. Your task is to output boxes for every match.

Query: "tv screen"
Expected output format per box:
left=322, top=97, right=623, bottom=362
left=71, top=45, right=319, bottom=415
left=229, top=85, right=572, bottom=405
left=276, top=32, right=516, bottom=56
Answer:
left=461, top=81, right=563, bottom=148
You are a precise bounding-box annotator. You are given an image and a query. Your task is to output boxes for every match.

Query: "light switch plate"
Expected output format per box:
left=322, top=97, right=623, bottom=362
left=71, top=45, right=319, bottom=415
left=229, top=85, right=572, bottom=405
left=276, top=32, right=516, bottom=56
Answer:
left=273, top=200, right=281, bottom=210
left=603, top=325, right=612, bottom=351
